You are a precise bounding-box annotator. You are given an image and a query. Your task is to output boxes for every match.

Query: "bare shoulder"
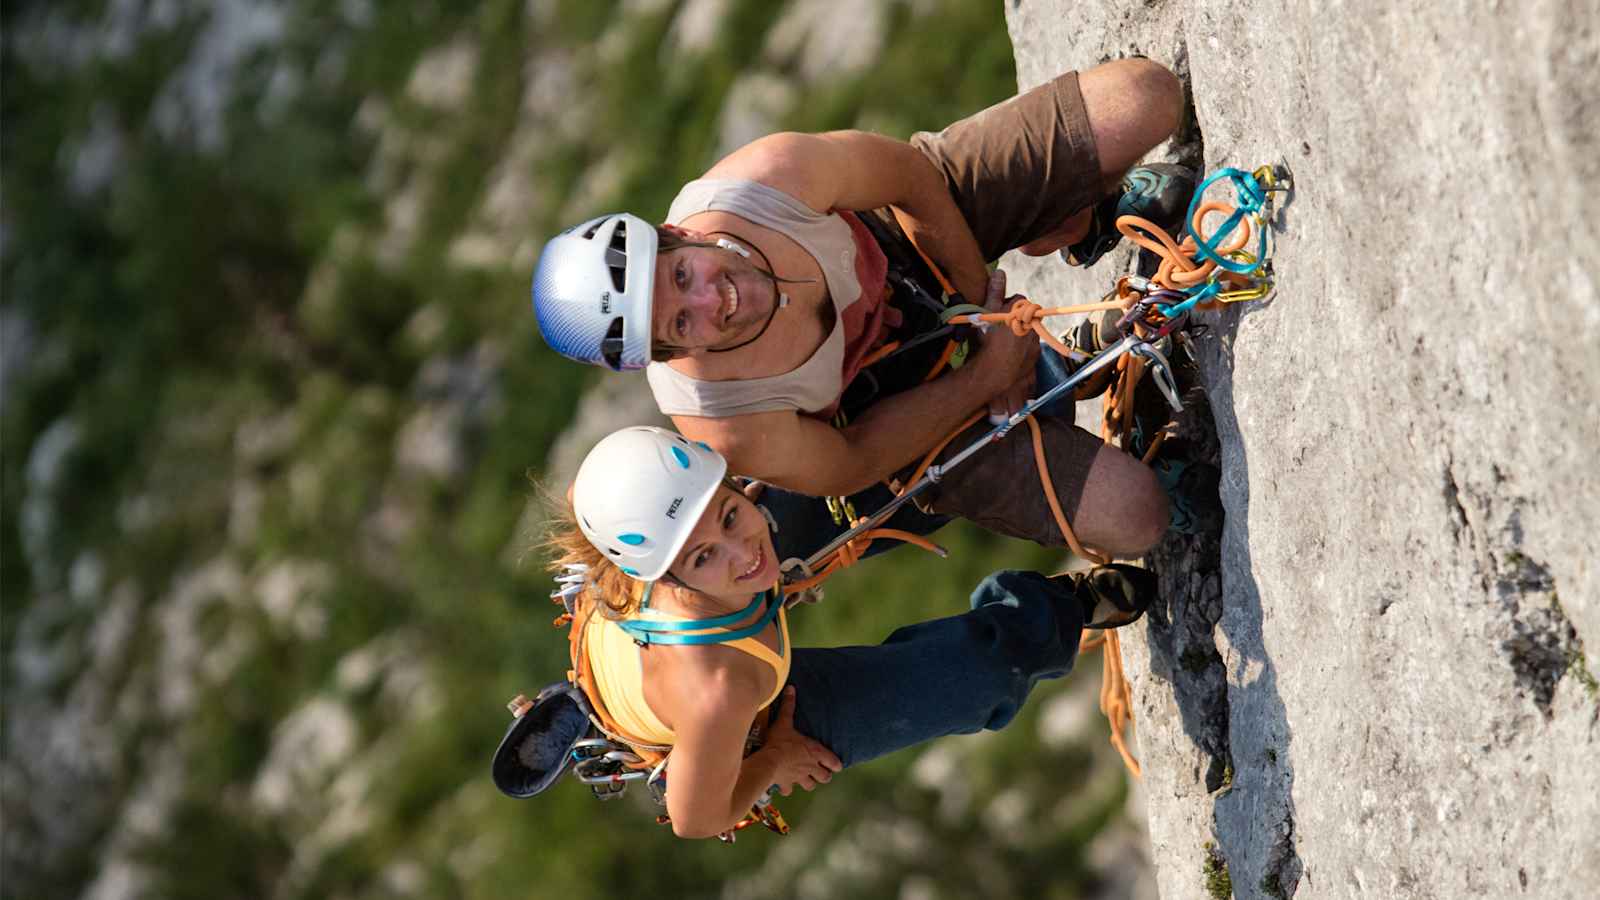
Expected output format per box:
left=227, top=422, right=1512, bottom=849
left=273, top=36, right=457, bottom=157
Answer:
left=652, top=642, right=770, bottom=729
left=704, top=132, right=838, bottom=211
left=705, top=132, right=818, bottom=180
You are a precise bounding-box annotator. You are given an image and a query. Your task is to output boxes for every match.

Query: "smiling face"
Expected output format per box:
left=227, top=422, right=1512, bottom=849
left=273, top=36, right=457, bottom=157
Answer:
left=666, top=485, right=778, bottom=599
left=650, top=237, right=781, bottom=357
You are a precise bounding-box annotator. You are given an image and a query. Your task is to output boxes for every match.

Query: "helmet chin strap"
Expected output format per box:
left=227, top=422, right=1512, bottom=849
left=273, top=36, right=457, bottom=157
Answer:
left=707, top=232, right=790, bottom=354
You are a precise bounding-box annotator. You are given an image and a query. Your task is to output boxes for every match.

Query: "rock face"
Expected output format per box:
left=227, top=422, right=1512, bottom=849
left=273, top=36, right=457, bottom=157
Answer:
left=1000, top=2, right=1600, bottom=898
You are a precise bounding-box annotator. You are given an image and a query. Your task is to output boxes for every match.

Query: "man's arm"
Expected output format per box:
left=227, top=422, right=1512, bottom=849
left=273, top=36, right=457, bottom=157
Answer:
left=672, top=327, right=1032, bottom=497
left=705, top=130, right=991, bottom=302
left=673, top=258, right=1040, bottom=496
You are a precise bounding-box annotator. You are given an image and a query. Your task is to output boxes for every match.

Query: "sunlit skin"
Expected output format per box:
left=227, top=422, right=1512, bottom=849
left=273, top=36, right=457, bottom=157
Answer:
left=668, top=486, right=779, bottom=596
left=640, top=131, right=1049, bottom=504
left=650, top=232, right=784, bottom=357
left=635, top=484, right=841, bottom=839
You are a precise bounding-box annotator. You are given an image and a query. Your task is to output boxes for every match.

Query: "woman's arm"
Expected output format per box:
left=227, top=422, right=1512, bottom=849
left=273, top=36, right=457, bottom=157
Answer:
left=659, top=673, right=840, bottom=839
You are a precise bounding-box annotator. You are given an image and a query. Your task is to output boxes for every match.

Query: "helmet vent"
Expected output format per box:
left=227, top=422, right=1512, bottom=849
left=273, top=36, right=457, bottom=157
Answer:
left=599, top=317, right=626, bottom=370
left=606, top=229, right=629, bottom=292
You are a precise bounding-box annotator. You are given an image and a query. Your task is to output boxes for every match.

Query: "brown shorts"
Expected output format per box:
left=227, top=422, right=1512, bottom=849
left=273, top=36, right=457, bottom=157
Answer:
left=911, top=70, right=1104, bottom=262
left=918, top=404, right=1105, bottom=548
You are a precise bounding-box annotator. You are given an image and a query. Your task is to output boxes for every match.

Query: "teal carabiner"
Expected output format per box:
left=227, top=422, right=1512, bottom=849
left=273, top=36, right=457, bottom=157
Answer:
left=1160, top=278, right=1225, bottom=321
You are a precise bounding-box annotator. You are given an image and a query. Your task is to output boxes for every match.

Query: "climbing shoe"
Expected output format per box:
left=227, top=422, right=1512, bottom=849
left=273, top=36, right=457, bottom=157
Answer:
left=1051, top=564, right=1159, bottom=629
left=1139, top=441, right=1224, bottom=536
left=1061, top=163, right=1198, bottom=269
left=1066, top=306, right=1124, bottom=356
left=1123, top=348, right=1224, bottom=536
left=1047, top=307, right=1124, bottom=402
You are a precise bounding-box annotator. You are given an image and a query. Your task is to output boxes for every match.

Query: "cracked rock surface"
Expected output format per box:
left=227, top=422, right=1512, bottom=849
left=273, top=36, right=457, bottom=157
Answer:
left=1000, top=2, right=1600, bottom=898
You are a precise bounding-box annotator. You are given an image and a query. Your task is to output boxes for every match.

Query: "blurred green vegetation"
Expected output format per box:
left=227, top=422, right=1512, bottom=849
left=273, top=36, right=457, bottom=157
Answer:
left=2, top=2, right=1128, bottom=899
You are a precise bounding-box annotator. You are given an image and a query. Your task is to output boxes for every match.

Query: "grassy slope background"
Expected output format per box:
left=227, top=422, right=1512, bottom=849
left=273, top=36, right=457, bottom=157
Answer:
left=2, top=2, right=1134, bottom=897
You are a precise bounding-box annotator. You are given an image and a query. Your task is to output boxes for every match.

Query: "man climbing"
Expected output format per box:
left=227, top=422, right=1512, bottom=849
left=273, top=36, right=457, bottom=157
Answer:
left=531, top=58, right=1203, bottom=568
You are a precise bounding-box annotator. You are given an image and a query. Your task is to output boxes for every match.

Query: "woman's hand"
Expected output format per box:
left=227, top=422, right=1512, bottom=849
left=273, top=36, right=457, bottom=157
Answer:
left=759, top=687, right=842, bottom=796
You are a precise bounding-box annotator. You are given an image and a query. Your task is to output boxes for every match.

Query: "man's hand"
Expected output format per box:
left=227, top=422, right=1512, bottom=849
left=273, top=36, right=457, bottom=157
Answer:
left=972, top=269, right=1038, bottom=422
left=758, top=687, right=842, bottom=796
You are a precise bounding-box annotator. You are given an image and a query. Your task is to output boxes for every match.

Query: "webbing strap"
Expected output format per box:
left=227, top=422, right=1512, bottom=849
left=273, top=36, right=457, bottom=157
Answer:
left=630, top=588, right=764, bottom=631
left=618, top=587, right=784, bottom=646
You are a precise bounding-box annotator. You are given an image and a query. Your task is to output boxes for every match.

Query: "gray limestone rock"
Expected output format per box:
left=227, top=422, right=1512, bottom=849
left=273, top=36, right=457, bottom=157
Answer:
left=1001, top=2, right=1600, bottom=897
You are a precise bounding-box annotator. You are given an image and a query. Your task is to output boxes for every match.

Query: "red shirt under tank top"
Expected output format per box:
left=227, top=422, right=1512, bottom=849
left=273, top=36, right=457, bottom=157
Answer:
left=824, top=211, right=900, bottom=420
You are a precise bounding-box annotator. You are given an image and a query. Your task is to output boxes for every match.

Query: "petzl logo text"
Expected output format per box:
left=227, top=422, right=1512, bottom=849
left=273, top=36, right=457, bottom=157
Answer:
left=665, top=497, right=684, bottom=519
left=600, top=291, right=612, bottom=315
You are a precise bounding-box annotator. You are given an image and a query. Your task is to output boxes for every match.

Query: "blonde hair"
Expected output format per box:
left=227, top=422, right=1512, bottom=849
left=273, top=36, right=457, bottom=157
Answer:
left=540, top=487, right=647, bottom=620
left=538, top=475, right=751, bottom=619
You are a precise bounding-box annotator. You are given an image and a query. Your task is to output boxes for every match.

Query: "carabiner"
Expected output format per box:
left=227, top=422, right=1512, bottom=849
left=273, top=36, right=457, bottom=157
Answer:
left=1128, top=341, right=1184, bottom=412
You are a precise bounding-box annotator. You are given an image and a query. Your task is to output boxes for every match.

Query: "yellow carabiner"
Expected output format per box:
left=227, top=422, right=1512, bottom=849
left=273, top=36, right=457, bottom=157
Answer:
left=1214, top=280, right=1274, bottom=303
left=824, top=495, right=858, bottom=527
left=1251, top=163, right=1294, bottom=194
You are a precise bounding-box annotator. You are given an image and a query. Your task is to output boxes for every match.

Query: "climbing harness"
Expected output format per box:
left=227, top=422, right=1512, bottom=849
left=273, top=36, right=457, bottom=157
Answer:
left=814, top=211, right=980, bottom=528
left=494, top=162, right=1293, bottom=833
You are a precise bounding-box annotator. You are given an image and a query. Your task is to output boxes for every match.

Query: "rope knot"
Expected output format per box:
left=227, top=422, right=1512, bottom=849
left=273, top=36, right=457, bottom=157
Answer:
left=1006, top=298, right=1045, bottom=336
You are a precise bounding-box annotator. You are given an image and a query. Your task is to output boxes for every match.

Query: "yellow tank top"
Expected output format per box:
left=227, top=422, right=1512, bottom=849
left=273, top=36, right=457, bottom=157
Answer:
left=585, top=595, right=791, bottom=747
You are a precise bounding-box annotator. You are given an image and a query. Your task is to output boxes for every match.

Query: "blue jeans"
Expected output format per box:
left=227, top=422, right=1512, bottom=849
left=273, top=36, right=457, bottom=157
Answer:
left=786, top=569, right=1083, bottom=768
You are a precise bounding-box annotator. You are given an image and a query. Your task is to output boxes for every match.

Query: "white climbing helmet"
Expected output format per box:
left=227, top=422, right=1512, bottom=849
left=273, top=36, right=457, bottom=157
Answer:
left=532, top=213, right=658, bottom=370
left=572, top=426, right=727, bottom=581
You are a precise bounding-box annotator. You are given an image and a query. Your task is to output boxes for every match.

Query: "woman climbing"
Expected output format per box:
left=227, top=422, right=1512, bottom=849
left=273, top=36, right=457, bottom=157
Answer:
left=540, top=426, right=1154, bottom=838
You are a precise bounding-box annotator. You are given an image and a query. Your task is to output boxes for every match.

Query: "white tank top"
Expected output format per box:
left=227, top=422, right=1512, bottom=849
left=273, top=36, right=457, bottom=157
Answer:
left=645, top=179, right=866, bottom=417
